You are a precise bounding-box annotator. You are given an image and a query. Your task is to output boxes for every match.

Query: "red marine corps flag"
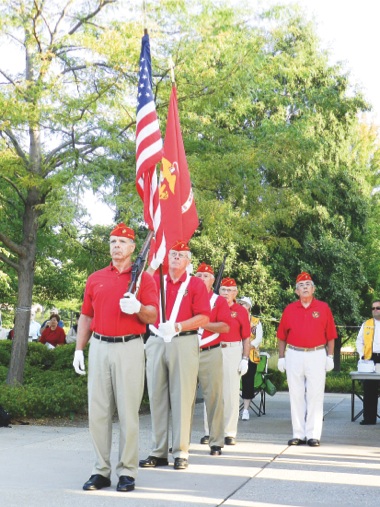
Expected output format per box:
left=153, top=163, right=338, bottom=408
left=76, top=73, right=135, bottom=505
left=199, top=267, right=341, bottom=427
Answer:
left=158, top=84, right=199, bottom=260
left=135, top=31, right=165, bottom=265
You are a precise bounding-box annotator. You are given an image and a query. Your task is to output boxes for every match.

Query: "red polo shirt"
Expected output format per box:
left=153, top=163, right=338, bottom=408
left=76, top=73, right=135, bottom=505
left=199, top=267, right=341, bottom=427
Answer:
left=81, top=263, right=158, bottom=335
left=201, top=293, right=232, bottom=348
left=219, top=302, right=251, bottom=343
left=40, top=326, right=66, bottom=347
left=277, top=298, right=337, bottom=347
left=153, top=272, right=210, bottom=327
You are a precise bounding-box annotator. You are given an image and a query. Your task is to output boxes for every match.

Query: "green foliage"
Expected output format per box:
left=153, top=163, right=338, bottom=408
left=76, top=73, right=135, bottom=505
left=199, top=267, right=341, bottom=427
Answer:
left=0, top=342, right=87, bottom=418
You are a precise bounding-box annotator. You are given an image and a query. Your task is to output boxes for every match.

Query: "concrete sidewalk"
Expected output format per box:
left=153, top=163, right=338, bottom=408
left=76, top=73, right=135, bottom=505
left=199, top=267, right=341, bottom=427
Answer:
left=0, top=392, right=379, bottom=507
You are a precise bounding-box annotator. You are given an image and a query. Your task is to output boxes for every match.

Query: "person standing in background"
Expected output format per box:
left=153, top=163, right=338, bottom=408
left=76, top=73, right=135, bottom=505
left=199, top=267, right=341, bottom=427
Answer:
left=277, top=272, right=337, bottom=447
left=238, top=296, right=263, bottom=421
left=356, top=300, right=380, bottom=425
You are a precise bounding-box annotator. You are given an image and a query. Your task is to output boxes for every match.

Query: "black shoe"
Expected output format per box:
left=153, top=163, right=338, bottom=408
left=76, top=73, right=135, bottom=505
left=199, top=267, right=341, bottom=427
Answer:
left=139, top=455, right=169, bottom=468
left=210, top=446, right=222, bottom=456
left=83, top=474, right=111, bottom=491
left=288, top=438, right=306, bottom=446
left=117, top=476, right=135, bottom=492
left=174, top=458, right=188, bottom=470
left=224, top=436, right=236, bottom=445
left=200, top=435, right=209, bottom=444
left=360, top=420, right=376, bottom=425
left=307, top=439, right=320, bottom=447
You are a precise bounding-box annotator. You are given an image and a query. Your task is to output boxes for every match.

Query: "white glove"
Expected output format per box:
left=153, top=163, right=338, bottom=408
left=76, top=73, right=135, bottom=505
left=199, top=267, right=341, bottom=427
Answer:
left=158, top=321, right=177, bottom=342
left=149, top=256, right=161, bottom=271
left=120, top=292, right=142, bottom=314
left=238, top=358, right=249, bottom=375
left=325, top=356, right=334, bottom=372
left=73, top=350, right=86, bottom=376
left=278, top=357, right=286, bottom=372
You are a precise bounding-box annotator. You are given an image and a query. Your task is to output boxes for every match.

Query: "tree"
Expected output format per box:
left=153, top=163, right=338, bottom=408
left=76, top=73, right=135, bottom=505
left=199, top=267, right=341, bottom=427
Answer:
left=0, top=0, right=137, bottom=383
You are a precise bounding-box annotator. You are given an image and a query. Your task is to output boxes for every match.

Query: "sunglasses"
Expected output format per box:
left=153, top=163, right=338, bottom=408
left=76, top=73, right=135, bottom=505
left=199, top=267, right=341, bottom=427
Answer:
left=372, top=306, right=380, bottom=310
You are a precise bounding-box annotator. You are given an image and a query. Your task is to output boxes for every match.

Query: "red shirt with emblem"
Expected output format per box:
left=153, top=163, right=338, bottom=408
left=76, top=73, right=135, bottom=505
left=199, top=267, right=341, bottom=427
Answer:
left=200, top=293, right=232, bottom=348
left=153, top=272, right=211, bottom=326
left=81, top=263, right=158, bottom=335
left=277, top=298, right=337, bottom=347
left=219, top=302, right=251, bottom=343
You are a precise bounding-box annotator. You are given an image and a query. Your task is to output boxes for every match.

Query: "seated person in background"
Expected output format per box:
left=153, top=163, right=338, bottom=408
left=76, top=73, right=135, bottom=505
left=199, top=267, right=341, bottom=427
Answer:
left=29, top=311, right=41, bottom=342
left=40, top=311, right=64, bottom=332
left=39, top=314, right=66, bottom=348
left=66, top=312, right=80, bottom=344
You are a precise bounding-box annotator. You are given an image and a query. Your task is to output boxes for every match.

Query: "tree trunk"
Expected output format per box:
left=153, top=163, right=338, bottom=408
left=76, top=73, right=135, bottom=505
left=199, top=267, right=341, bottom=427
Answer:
left=6, top=189, right=39, bottom=385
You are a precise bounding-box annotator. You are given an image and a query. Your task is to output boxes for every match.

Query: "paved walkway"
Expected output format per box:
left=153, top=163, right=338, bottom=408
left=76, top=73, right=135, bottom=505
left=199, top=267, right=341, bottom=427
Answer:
left=0, top=392, right=379, bottom=506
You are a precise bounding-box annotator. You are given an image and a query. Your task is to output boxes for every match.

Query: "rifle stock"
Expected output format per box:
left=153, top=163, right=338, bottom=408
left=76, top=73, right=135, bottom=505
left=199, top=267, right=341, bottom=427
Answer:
left=214, top=254, right=227, bottom=294
left=127, top=230, right=154, bottom=294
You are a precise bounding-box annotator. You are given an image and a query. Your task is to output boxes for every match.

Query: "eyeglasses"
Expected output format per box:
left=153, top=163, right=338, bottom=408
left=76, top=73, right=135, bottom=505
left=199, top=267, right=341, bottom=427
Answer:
left=220, top=287, right=237, bottom=293
left=372, top=306, right=380, bottom=311
left=297, top=282, right=313, bottom=288
left=169, top=251, right=189, bottom=259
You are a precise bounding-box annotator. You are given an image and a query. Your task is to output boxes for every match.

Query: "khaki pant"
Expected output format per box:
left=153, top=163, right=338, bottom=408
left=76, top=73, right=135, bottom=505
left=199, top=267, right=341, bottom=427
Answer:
left=199, top=346, right=224, bottom=447
left=221, top=342, right=243, bottom=438
left=145, top=334, right=199, bottom=459
left=88, top=336, right=145, bottom=479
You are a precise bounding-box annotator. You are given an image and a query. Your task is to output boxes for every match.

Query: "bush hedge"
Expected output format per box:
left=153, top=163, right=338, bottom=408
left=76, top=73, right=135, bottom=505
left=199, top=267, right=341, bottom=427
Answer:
left=0, top=341, right=88, bottom=419
left=0, top=340, right=357, bottom=420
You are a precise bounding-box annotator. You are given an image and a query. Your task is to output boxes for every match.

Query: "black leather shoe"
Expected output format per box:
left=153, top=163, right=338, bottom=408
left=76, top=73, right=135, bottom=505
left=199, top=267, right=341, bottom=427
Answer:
left=139, top=455, right=169, bottom=468
left=224, top=436, right=236, bottom=445
left=307, top=439, right=320, bottom=447
left=200, top=435, right=209, bottom=444
left=360, top=420, right=376, bottom=425
left=174, top=458, right=188, bottom=470
left=288, top=438, right=306, bottom=446
left=210, top=446, right=222, bottom=456
left=83, top=474, right=111, bottom=491
left=117, top=476, right=135, bottom=492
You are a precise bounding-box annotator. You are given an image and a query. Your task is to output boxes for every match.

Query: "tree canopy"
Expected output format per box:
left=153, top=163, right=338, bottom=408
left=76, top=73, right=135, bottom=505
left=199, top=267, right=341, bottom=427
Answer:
left=0, top=0, right=379, bottom=383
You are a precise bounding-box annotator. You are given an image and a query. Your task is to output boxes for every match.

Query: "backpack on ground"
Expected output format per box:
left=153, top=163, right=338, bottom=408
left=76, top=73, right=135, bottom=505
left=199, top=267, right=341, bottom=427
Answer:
left=0, top=405, right=12, bottom=427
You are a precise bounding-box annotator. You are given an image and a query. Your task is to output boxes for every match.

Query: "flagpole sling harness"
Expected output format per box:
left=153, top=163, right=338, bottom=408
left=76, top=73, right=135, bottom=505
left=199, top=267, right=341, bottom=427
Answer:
left=149, top=273, right=192, bottom=342
left=198, top=293, right=219, bottom=347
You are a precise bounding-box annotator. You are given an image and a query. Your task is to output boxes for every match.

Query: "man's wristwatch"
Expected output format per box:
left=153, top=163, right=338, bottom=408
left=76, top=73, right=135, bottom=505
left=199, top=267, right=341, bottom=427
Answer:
left=175, top=322, right=182, bottom=334
left=328, top=354, right=334, bottom=358
left=242, top=356, right=249, bottom=360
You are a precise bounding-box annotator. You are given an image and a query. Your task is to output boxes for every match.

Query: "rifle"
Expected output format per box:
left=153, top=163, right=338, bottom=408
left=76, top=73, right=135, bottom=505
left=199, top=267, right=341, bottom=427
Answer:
left=126, top=230, right=154, bottom=294
left=214, top=254, right=227, bottom=294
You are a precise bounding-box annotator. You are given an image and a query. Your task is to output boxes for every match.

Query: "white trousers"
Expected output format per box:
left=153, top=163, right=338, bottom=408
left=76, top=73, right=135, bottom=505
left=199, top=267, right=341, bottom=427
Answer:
left=221, top=342, right=242, bottom=438
left=285, top=348, right=326, bottom=440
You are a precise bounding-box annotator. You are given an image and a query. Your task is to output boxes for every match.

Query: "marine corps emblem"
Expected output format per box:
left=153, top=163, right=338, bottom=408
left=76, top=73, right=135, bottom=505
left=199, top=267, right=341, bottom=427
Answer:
left=231, top=311, right=237, bottom=318
left=312, top=312, right=320, bottom=318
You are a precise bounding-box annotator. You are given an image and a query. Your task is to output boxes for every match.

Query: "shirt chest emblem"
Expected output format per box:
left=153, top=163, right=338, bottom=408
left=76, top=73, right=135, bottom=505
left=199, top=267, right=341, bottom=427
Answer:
left=231, top=311, right=238, bottom=318
left=312, top=312, right=320, bottom=318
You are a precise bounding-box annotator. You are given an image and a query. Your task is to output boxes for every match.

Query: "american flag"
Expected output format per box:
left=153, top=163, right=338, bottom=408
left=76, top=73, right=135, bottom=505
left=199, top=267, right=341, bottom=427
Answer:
left=136, top=32, right=165, bottom=262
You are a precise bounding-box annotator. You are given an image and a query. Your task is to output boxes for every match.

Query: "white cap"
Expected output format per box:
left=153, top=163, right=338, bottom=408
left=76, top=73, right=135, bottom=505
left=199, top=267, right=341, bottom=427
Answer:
left=237, top=296, right=252, bottom=308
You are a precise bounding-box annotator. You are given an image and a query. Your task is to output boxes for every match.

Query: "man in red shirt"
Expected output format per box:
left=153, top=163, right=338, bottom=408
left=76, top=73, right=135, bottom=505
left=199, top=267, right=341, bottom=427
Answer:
left=139, top=241, right=210, bottom=471
left=73, top=223, right=158, bottom=493
left=195, top=263, right=231, bottom=456
left=277, top=272, right=337, bottom=447
left=219, top=277, right=251, bottom=445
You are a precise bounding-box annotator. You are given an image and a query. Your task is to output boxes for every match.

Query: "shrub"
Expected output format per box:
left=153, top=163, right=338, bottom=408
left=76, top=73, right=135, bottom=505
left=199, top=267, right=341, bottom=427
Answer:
left=0, top=341, right=88, bottom=419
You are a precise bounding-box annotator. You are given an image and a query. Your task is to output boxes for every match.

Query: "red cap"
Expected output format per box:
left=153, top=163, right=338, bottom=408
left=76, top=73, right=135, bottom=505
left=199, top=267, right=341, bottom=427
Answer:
left=110, top=223, right=135, bottom=240
left=221, top=277, right=237, bottom=287
left=296, top=272, right=312, bottom=283
left=170, top=240, right=190, bottom=252
left=196, top=263, right=214, bottom=275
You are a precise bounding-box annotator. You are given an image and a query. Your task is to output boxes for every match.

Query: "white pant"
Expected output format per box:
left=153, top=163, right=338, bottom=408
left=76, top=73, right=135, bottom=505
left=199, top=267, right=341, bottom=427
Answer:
left=221, top=342, right=242, bottom=438
left=285, top=347, right=326, bottom=440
